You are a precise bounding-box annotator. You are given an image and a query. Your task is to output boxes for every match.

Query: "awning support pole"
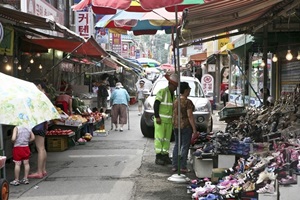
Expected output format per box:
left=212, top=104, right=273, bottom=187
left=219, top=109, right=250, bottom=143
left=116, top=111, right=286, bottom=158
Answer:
left=41, top=41, right=86, bottom=79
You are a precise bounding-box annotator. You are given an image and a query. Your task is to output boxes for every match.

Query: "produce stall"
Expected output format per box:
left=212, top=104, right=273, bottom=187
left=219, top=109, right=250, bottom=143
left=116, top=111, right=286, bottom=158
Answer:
left=45, top=130, right=75, bottom=152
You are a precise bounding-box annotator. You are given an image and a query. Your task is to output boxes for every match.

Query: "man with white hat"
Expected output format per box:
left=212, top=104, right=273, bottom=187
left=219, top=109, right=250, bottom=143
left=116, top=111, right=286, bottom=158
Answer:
left=153, top=73, right=179, bottom=165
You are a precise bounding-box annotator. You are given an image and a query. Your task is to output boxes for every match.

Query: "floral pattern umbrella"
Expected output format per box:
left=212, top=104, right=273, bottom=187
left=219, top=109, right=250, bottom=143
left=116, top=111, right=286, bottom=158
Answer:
left=0, top=73, right=61, bottom=129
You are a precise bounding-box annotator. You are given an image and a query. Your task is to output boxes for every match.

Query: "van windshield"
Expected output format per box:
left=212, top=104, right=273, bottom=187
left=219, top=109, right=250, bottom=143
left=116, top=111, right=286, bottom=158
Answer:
left=151, top=79, right=205, bottom=97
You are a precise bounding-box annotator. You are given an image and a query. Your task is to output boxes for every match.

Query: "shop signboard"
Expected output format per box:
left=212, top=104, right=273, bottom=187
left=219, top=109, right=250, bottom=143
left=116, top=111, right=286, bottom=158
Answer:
left=75, top=10, right=94, bottom=39
left=21, top=0, right=64, bottom=36
left=121, top=42, right=129, bottom=58
left=135, top=49, right=140, bottom=59
left=130, top=45, right=135, bottom=59
left=201, top=74, right=214, bottom=95
left=112, top=33, right=122, bottom=55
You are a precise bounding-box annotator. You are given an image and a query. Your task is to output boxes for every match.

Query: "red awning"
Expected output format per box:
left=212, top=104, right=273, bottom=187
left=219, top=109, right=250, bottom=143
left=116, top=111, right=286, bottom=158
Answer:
left=190, top=52, right=207, bottom=61
left=28, top=37, right=118, bottom=69
left=28, top=37, right=107, bottom=58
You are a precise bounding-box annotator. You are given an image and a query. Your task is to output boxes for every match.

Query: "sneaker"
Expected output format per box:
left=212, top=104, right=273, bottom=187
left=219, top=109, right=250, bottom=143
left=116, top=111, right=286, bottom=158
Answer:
left=138, top=113, right=141, bottom=116
left=115, top=128, right=119, bottom=131
left=10, top=180, right=20, bottom=186
left=120, top=128, right=123, bottom=132
left=20, top=179, right=29, bottom=184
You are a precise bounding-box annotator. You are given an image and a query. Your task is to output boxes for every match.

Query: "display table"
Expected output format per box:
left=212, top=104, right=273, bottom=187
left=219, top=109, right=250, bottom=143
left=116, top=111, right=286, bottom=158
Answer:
left=48, top=122, right=88, bottom=141
left=46, top=132, right=75, bottom=152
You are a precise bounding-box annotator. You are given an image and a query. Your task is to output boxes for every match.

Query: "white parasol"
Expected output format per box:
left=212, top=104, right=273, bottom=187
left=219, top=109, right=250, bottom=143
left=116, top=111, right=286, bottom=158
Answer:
left=0, top=72, right=61, bottom=128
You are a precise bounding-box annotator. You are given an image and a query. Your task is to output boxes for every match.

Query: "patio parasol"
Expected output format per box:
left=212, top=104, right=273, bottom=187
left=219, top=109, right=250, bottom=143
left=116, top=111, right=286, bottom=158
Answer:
left=0, top=73, right=61, bottom=129
left=72, top=0, right=205, bottom=14
left=158, top=63, right=175, bottom=72
left=137, top=58, right=161, bottom=67
left=94, top=8, right=180, bottom=35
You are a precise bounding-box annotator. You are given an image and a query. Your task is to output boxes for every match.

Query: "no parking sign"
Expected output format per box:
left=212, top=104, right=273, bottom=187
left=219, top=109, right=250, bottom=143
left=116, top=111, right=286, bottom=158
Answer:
left=201, top=74, right=214, bottom=95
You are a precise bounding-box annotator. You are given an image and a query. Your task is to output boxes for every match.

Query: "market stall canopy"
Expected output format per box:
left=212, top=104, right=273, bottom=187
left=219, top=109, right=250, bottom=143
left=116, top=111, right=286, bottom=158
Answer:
left=72, top=0, right=204, bottom=14
left=26, top=36, right=118, bottom=69
left=28, top=36, right=105, bottom=57
left=180, top=0, right=300, bottom=47
left=94, top=8, right=179, bottom=35
left=137, top=58, right=161, bottom=67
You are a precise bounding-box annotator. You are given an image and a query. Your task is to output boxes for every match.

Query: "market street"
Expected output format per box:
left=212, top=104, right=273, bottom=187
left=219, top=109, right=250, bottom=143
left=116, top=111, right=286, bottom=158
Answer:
left=7, top=104, right=226, bottom=200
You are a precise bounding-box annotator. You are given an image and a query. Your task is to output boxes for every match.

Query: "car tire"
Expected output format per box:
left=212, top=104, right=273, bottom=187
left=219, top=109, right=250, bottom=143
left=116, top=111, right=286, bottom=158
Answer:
left=140, top=114, right=154, bottom=138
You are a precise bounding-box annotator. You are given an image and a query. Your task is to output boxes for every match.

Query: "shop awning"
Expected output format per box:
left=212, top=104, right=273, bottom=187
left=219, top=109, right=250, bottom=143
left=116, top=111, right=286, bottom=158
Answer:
left=27, top=37, right=118, bottom=69
left=180, top=0, right=299, bottom=46
left=28, top=37, right=107, bottom=58
left=190, top=52, right=207, bottom=61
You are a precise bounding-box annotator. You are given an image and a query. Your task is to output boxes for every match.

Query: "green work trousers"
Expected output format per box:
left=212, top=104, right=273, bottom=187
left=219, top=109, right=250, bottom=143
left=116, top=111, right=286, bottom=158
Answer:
left=154, top=121, right=173, bottom=155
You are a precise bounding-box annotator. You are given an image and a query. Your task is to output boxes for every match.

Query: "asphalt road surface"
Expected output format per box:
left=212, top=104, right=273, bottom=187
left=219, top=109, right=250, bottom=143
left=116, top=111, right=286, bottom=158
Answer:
left=7, top=104, right=226, bottom=200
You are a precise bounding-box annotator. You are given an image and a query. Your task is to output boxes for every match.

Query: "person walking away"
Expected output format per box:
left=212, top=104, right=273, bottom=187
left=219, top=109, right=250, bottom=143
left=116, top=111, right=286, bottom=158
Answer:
left=172, top=82, right=197, bottom=173
left=136, top=80, right=146, bottom=116
left=154, top=73, right=178, bottom=165
left=98, top=79, right=109, bottom=113
left=28, top=80, right=49, bottom=179
left=10, top=126, right=35, bottom=186
left=110, top=82, right=130, bottom=132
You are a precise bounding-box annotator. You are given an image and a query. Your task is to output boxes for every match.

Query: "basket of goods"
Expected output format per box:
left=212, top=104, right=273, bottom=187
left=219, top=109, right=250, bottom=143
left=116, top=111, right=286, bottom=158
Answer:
left=83, top=133, right=92, bottom=141
left=77, top=138, right=87, bottom=145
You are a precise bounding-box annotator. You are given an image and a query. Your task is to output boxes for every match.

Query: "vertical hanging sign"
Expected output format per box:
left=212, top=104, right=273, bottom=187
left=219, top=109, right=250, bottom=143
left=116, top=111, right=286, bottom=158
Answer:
left=75, top=11, right=90, bottom=38
left=112, top=33, right=122, bottom=55
left=201, top=74, right=214, bottom=95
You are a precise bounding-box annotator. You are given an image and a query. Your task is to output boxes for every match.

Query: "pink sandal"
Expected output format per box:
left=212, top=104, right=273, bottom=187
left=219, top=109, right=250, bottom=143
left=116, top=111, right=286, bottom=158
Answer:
left=28, top=173, right=43, bottom=179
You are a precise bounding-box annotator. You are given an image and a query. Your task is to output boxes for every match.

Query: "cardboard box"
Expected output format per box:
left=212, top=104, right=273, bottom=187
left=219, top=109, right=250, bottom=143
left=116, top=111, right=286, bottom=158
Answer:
left=218, top=154, right=236, bottom=168
left=46, top=137, right=68, bottom=152
left=193, top=156, right=213, bottom=178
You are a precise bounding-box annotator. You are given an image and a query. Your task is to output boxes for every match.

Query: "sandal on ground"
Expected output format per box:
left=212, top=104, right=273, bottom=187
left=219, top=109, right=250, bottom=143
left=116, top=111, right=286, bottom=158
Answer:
left=171, top=167, right=177, bottom=172
left=43, top=172, right=48, bottom=177
left=20, top=179, right=29, bottom=184
left=28, top=173, right=43, bottom=179
left=180, top=168, right=191, bottom=173
left=10, top=180, right=20, bottom=186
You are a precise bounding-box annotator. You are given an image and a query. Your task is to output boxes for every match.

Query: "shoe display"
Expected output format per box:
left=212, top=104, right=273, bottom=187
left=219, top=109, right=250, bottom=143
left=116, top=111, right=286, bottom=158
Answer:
left=257, top=183, right=275, bottom=194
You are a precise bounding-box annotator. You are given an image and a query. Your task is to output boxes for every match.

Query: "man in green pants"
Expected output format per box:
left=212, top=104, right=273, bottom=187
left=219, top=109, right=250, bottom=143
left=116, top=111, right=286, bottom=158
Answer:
left=154, top=73, right=178, bottom=165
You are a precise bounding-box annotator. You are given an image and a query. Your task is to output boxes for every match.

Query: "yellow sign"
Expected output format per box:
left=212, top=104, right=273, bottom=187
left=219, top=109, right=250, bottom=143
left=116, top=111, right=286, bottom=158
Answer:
left=218, top=32, right=230, bottom=54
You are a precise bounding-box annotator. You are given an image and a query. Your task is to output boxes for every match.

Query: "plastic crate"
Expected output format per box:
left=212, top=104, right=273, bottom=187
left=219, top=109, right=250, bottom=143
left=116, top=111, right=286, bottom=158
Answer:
left=218, top=106, right=246, bottom=121
left=46, top=137, right=68, bottom=152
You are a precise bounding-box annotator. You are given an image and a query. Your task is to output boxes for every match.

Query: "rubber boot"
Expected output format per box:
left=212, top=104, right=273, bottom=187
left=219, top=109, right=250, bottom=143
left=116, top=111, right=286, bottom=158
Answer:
left=155, top=154, right=165, bottom=165
left=162, top=154, right=172, bottom=165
